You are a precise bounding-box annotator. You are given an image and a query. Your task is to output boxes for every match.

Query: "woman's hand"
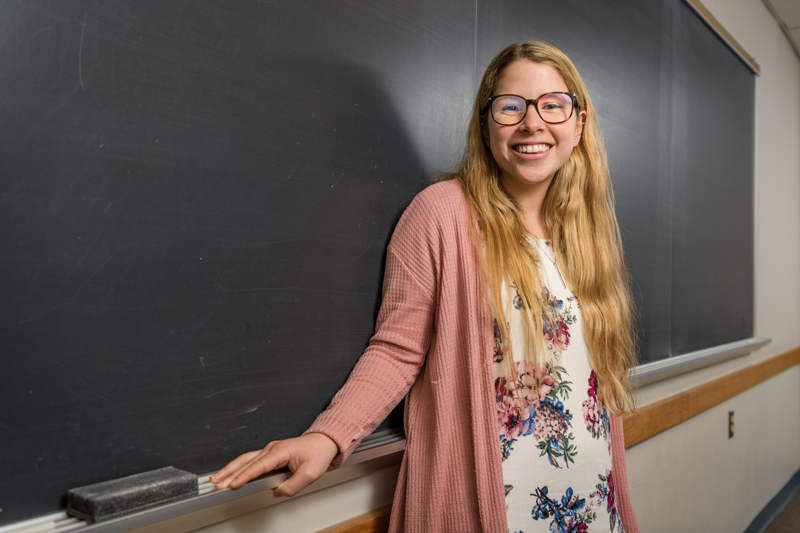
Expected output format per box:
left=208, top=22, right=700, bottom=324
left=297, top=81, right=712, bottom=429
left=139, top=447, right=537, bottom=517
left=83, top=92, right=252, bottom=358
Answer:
left=210, top=433, right=339, bottom=497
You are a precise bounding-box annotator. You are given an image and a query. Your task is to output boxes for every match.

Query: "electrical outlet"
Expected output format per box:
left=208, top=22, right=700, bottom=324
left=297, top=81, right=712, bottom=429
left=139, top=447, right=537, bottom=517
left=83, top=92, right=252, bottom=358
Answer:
left=729, top=410, right=735, bottom=439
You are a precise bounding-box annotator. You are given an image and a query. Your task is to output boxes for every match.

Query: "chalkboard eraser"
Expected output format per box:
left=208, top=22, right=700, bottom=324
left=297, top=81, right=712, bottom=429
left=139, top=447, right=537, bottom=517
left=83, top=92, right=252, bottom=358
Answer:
left=66, top=466, right=198, bottom=523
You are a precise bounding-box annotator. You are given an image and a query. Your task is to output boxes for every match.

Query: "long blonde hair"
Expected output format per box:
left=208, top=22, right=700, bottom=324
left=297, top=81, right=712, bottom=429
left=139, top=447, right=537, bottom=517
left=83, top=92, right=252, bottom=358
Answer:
left=445, top=40, right=636, bottom=414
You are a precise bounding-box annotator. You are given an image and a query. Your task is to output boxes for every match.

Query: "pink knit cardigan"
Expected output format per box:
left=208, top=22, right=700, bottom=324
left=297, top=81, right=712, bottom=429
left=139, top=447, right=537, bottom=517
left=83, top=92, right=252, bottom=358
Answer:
left=307, top=179, right=638, bottom=533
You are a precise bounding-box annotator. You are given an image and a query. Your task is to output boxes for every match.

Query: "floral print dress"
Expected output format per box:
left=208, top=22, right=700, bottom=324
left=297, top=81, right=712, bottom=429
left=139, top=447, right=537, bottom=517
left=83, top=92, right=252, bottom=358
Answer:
left=493, top=238, right=624, bottom=533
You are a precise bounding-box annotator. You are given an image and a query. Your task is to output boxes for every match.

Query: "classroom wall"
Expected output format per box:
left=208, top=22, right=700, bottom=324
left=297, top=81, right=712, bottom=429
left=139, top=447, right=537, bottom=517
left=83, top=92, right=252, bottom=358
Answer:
left=158, top=0, right=800, bottom=531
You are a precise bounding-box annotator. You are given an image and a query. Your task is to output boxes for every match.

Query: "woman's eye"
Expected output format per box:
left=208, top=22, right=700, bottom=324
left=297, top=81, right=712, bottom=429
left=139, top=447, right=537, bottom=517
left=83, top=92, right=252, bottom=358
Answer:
left=501, top=104, right=523, bottom=113
left=541, top=103, right=564, bottom=111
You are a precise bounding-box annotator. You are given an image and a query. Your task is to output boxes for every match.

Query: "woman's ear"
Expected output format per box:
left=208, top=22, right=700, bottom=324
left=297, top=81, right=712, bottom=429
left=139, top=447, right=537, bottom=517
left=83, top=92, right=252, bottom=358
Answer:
left=574, top=110, right=587, bottom=144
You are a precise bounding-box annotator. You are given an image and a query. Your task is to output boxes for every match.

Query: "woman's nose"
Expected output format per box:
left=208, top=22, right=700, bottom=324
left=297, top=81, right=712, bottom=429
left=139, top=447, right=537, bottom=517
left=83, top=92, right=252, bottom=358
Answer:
left=520, top=103, right=545, bottom=132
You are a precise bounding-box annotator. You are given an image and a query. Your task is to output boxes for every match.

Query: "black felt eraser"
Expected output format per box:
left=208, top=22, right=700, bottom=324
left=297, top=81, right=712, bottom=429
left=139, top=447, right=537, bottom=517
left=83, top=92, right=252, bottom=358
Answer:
left=66, top=466, right=198, bottom=523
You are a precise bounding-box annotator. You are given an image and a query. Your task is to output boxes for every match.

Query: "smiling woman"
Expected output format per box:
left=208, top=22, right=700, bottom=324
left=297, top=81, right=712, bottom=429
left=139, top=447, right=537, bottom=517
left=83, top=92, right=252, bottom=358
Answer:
left=212, top=40, right=639, bottom=533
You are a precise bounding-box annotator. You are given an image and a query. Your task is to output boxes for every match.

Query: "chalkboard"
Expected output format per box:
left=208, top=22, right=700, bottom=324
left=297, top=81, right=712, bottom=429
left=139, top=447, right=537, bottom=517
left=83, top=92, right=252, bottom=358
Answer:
left=0, top=0, right=754, bottom=525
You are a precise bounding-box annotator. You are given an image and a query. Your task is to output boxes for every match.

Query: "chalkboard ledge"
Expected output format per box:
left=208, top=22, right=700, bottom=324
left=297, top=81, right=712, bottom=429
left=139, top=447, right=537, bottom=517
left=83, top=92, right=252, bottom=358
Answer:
left=634, top=337, right=771, bottom=386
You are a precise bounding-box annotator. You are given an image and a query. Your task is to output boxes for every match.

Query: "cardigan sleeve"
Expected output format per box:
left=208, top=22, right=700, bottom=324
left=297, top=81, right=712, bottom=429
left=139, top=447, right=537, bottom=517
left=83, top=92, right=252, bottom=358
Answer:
left=305, top=188, right=443, bottom=467
left=609, top=413, right=639, bottom=533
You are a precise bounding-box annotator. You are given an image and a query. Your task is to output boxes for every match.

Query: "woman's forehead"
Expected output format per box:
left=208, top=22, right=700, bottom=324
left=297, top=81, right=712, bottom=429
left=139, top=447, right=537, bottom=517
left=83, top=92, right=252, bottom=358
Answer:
left=494, top=61, right=569, bottom=96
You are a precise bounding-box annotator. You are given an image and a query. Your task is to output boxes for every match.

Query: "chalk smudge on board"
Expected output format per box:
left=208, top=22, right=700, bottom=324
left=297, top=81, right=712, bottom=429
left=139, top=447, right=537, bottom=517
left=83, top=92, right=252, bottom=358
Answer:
left=77, top=11, right=87, bottom=90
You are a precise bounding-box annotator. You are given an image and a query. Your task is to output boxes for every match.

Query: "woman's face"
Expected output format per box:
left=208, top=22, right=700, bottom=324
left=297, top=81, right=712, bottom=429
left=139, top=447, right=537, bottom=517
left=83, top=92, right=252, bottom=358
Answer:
left=484, top=60, right=585, bottom=199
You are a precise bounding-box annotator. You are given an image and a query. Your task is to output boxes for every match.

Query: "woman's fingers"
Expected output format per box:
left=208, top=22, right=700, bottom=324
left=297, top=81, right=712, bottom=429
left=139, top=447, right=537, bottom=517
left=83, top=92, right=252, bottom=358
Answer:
left=271, top=435, right=338, bottom=497
left=213, top=445, right=285, bottom=489
left=209, top=450, right=261, bottom=485
left=272, top=462, right=318, bottom=498
left=211, top=444, right=277, bottom=489
left=232, top=446, right=291, bottom=488
left=212, top=433, right=339, bottom=495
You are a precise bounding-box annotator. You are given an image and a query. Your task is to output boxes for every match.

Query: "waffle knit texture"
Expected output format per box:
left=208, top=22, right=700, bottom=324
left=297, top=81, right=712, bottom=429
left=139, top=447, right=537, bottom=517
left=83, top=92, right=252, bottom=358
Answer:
left=306, top=179, right=638, bottom=533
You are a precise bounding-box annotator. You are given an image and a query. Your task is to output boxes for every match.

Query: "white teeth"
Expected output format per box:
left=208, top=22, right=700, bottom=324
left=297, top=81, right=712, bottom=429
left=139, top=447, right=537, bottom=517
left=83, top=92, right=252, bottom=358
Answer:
left=516, top=144, right=550, bottom=153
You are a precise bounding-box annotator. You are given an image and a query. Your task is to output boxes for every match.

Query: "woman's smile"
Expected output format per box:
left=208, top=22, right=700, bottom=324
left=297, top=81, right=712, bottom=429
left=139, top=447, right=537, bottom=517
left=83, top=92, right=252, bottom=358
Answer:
left=512, top=143, right=553, bottom=155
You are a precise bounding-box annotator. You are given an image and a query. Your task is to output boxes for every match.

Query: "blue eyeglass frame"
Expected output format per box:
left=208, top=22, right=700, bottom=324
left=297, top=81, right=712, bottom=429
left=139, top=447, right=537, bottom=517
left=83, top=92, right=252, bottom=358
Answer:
left=481, top=92, right=579, bottom=125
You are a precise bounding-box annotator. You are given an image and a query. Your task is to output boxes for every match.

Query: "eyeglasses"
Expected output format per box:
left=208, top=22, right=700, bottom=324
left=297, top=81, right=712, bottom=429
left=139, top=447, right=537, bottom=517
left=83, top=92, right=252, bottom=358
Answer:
left=482, top=92, right=578, bottom=125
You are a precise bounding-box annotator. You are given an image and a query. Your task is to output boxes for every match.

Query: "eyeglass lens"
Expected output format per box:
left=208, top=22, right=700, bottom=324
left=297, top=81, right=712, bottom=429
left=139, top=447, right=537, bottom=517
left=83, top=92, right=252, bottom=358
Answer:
left=491, top=94, right=573, bottom=125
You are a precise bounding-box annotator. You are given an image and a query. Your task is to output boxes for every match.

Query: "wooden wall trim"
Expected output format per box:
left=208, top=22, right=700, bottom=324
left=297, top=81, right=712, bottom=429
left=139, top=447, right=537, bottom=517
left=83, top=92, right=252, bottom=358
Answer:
left=316, top=505, right=391, bottom=533
left=622, top=347, right=800, bottom=448
left=317, top=347, right=800, bottom=533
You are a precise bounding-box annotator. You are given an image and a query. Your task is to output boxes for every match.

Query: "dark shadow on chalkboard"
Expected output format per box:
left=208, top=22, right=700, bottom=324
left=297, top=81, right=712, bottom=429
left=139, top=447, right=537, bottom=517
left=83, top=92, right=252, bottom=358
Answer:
left=1, top=6, right=421, bottom=521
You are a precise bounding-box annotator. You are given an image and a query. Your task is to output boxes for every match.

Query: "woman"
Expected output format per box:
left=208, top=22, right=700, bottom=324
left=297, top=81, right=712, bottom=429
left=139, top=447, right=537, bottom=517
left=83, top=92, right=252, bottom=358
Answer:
left=212, top=40, right=638, bottom=533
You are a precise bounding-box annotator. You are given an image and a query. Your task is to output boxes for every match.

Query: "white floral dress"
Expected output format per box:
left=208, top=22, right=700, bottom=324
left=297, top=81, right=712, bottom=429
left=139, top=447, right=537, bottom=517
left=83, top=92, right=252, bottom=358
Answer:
left=492, top=238, right=625, bottom=533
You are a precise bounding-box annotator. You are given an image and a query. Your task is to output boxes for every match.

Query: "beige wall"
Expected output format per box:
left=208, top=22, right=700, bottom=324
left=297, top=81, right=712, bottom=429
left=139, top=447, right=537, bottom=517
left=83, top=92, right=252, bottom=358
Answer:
left=628, top=366, right=800, bottom=532
left=173, top=0, right=800, bottom=531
